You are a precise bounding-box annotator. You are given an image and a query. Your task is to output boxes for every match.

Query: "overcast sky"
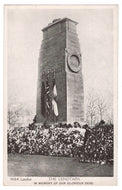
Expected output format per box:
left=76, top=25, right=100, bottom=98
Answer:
left=6, top=5, right=114, bottom=112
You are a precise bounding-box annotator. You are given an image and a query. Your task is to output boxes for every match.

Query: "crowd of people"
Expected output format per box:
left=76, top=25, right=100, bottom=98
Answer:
left=7, top=121, right=113, bottom=165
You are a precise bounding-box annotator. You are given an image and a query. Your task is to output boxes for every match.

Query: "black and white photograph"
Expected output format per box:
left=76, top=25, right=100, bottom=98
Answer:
left=3, top=5, right=118, bottom=185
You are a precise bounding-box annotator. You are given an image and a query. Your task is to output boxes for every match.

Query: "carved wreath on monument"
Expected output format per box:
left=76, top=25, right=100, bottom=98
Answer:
left=66, top=48, right=81, bottom=73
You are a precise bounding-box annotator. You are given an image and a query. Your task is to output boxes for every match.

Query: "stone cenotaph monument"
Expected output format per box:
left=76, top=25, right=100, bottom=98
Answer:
left=36, top=18, right=84, bottom=124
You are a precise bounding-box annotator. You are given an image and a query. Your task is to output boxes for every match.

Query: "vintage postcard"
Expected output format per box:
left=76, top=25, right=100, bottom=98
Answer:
left=3, top=5, right=118, bottom=186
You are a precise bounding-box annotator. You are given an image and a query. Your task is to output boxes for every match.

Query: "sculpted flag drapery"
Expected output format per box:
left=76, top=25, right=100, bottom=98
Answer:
left=41, top=78, right=51, bottom=118
left=52, top=78, right=58, bottom=117
left=41, top=81, right=46, bottom=117
left=45, top=80, right=50, bottom=116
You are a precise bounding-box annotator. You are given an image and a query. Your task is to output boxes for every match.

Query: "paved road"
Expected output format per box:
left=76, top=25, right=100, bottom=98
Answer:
left=8, top=154, right=113, bottom=177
